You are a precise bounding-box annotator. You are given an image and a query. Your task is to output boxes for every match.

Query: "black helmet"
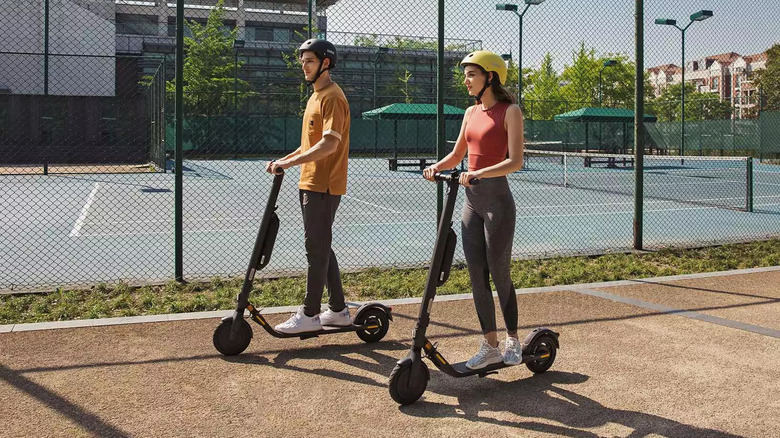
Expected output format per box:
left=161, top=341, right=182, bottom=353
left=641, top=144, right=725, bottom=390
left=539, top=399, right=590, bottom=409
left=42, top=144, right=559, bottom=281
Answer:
left=298, top=39, right=338, bottom=69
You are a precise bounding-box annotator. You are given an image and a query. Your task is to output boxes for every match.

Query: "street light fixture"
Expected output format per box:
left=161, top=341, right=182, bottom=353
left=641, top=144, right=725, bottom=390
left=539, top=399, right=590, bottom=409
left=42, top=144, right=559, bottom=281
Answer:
left=495, top=0, right=546, bottom=104
left=599, top=59, right=618, bottom=107
left=655, top=10, right=713, bottom=159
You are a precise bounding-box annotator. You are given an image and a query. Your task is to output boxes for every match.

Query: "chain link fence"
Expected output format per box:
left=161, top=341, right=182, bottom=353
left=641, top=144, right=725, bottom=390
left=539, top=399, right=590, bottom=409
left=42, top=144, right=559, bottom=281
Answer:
left=1, top=0, right=779, bottom=292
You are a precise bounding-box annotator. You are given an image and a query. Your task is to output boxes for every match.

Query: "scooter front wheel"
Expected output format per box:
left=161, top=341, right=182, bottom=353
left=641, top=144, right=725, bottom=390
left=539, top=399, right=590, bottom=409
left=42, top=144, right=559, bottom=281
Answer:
left=213, top=317, right=253, bottom=356
left=388, top=360, right=428, bottom=405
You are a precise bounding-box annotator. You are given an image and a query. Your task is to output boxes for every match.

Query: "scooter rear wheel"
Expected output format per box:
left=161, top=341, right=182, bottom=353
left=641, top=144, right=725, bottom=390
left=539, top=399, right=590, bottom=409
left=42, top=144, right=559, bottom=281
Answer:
left=355, top=308, right=390, bottom=343
left=388, top=361, right=429, bottom=405
left=524, top=333, right=557, bottom=374
left=213, top=317, right=253, bottom=356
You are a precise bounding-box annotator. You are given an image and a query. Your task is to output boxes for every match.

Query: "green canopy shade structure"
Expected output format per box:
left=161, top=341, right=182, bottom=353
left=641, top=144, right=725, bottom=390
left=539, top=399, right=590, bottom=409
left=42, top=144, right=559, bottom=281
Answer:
left=553, top=107, right=657, bottom=123
left=361, top=103, right=467, bottom=169
left=552, top=107, right=657, bottom=154
left=361, top=103, right=465, bottom=120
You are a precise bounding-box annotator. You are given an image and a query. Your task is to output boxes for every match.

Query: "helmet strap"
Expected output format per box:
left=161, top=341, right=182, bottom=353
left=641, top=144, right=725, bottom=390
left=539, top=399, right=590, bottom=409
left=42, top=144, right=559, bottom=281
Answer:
left=306, top=58, right=329, bottom=87
left=474, top=69, right=491, bottom=104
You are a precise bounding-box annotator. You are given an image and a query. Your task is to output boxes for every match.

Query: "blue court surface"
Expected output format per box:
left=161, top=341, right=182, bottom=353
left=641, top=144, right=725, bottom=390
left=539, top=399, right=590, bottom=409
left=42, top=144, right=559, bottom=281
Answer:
left=2, top=156, right=779, bottom=291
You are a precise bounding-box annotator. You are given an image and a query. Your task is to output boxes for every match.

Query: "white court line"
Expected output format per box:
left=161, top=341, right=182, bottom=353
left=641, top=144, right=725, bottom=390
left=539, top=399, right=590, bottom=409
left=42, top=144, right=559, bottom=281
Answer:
left=65, top=191, right=780, bottom=235
left=69, top=183, right=100, bottom=237
left=76, top=199, right=780, bottom=238
left=81, top=219, right=437, bottom=238
left=342, top=195, right=402, bottom=213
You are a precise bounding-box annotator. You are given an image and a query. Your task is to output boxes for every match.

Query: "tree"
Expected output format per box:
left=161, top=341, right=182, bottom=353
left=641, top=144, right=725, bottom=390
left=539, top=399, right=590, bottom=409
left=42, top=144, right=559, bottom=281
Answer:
left=754, top=43, right=780, bottom=111
left=523, top=53, right=565, bottom=120
left=398, top=69, right=414, bottom=104
left=166, top=0, right=250, bottom=116
left=560, top=43, right=600, bottom=107
left=649, top=82, right=732, bottom=121
left=556, top=43, right=651, bottom=112
left=597, top=53, right=652, bottom=109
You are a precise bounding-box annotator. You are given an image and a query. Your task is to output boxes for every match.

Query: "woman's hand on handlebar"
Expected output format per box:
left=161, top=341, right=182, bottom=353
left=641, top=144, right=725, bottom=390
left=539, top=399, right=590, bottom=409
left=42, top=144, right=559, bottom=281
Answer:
left=422, top=165, right=440, bottom=182
left=459, top=170, right=480, bottom=187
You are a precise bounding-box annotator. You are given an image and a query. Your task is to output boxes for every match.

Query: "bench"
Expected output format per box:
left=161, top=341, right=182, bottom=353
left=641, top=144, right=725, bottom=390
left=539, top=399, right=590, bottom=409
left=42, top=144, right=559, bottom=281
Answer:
left=584, top=155, right=634, bottom=168
left=388, top=157, right=437, bottom=171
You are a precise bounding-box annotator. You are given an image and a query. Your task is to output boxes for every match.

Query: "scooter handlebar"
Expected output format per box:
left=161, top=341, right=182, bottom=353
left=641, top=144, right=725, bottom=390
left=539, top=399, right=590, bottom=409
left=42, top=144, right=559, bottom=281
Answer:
left=433, top=172, right=479, bottom=185
left=267, top=161, right=284, bottom=175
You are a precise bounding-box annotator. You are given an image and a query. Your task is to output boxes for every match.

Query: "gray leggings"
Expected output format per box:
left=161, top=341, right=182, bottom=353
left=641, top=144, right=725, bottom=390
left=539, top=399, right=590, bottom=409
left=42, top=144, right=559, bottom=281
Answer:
left=299, top=190, right=345, bottom=316
left=461, top=176, right=518, bottom=335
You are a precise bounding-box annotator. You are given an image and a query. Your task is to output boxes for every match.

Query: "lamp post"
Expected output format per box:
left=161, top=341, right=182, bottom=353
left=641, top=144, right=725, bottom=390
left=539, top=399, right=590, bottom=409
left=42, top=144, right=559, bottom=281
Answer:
left=655, top=10, right=713, bottom=160
left=233, top=39, right=245, bottom=158
left=496, top=0, right=545, bottom=104
left=599, top=59, right=617, bottom=107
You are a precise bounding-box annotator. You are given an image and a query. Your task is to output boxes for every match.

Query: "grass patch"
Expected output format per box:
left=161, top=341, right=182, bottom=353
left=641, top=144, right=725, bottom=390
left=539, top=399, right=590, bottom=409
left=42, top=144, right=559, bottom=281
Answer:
left=2, top=239, right=779, bottom=325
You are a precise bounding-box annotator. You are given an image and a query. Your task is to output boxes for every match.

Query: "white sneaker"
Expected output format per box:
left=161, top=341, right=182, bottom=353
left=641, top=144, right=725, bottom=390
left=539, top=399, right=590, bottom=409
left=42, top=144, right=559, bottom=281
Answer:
left=320, top=307, right=352, bottom=327
left=274, top=306, right=322, bottom=334
left=465, top=339, right=504, bottom=369
left=503, top=336, right=523, bottom=365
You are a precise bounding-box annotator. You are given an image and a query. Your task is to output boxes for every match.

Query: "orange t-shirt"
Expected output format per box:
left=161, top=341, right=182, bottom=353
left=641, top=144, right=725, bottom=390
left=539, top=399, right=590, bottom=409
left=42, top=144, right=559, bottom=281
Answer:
left=298, top=82, right=350, bottom=195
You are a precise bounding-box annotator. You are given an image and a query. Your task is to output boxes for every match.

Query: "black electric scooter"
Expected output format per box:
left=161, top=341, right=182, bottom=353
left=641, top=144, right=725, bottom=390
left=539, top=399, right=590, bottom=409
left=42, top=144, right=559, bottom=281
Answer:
left=388, top=171, right=559, bottom=405
left=213, top=169, right=393, bottom=356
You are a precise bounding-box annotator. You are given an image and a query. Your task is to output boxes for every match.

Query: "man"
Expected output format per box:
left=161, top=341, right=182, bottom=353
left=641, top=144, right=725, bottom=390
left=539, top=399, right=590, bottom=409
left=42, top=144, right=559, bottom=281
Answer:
left=266, top=39, right=351, bottom=334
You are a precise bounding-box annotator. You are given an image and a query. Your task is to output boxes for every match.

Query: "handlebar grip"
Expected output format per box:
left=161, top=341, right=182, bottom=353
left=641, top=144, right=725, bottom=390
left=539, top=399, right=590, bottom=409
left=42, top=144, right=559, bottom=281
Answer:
left=433, top=172, right=455, bottom=182
left=433, top=172, right=480, bottom=185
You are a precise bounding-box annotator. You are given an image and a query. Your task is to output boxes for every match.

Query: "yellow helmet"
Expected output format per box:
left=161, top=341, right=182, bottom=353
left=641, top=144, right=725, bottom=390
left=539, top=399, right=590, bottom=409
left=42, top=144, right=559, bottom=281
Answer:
left=460, top=51, right=507, bottom=85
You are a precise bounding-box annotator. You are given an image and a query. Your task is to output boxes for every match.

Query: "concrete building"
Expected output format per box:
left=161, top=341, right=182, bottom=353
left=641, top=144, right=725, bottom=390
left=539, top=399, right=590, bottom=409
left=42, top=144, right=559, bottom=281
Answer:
left=1, top=0, right=478, bottom=114
left=0, top=0, right=116, bottom=96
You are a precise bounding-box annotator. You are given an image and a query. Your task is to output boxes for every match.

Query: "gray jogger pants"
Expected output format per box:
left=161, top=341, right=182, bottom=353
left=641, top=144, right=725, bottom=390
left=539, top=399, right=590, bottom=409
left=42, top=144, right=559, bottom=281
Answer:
left=461, top=176, right=518, bottom=334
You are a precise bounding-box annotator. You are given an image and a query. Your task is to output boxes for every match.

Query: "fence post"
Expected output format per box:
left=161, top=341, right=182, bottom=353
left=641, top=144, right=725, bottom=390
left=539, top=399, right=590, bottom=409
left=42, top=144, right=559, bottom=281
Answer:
left=174, top=0, right=184, bottom=282
left=747, top=157, right=754, bottom=212
left=43, top=0, right=50, bottom=175
left=436, top=0, right=444, bottom=220
left=633, top=0, right=644, bottom=250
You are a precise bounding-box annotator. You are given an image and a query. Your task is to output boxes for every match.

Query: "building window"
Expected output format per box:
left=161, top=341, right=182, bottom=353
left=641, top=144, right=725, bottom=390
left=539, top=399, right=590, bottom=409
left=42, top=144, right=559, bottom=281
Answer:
left=167, top=17, right=234, bottom=37
left=116, top=14, right=158, bottom=36
left=712, top=77, right=718, bottom=90
left=273, top=28, right=291, bottom=42
left=249, top=26, right=274, bottom=41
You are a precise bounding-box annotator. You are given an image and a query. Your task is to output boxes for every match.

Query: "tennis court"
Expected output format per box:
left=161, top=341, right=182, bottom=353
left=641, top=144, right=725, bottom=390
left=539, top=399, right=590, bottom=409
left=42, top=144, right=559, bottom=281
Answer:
left=2, top=153, right=780, bottom=291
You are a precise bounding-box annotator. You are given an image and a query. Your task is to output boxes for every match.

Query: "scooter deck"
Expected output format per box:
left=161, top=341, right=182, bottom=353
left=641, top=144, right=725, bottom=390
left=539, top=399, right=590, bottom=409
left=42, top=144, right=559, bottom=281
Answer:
left=450, top=359, right=517, bottom=376
left=297, top=324, right=366, bottom=339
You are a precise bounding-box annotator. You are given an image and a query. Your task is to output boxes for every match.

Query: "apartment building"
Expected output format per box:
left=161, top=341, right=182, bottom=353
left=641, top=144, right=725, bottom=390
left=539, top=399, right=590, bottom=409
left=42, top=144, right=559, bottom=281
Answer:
left=647, top=50, right=767, bottom=118
left=647, top=64, right=681, bottom=97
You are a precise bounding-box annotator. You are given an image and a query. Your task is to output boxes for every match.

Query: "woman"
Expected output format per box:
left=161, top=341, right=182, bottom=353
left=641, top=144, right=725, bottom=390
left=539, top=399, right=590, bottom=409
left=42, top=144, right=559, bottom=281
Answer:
left=423, top=50, right=525, bottom=368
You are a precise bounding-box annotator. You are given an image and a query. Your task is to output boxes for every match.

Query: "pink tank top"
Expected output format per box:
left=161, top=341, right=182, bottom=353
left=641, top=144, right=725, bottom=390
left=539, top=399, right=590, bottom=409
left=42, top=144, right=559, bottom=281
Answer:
left=464, top=102, right=510, bottom=171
